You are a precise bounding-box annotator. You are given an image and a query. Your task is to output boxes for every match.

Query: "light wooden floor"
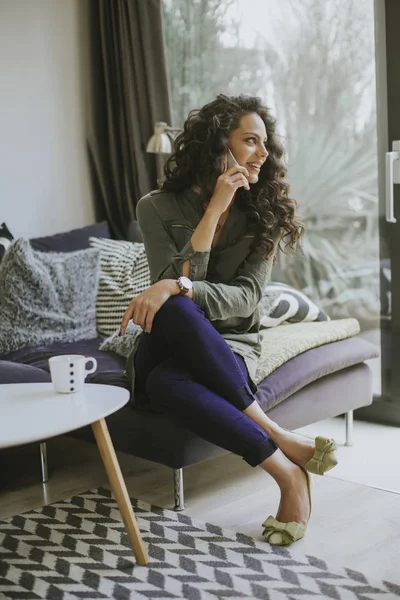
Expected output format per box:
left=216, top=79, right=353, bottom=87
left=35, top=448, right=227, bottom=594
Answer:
left=0, top=434, right=399, bottom=586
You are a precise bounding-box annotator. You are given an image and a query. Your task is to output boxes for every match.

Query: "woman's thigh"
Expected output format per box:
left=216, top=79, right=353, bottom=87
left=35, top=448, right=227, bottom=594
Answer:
left=134, top=326, right=250, bottom=396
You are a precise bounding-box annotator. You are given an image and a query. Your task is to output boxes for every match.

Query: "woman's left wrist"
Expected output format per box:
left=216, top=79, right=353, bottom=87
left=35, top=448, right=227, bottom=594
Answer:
left=155, top=278, right=191, bottom=297
left=158, top=279, right=180, bottom=296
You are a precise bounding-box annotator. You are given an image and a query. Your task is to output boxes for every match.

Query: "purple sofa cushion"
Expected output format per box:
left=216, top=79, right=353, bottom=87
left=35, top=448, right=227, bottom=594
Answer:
left=1, top=337, right=125, bottom=374
left=0, top=335, right=377, bottom=411
left=1, top=338, right=129, bottom=391
left=0, top=361, right=50, bottom=384
left=29, top=221, right=110, bottom=253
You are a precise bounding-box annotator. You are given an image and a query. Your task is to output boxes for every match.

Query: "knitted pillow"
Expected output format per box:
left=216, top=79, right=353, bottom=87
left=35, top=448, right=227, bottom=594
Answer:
left=89, top=237, right=151, bottom=336
left=0, top=239, right=100, bottom=356
left=261, top=281, right=329, bottom=327
left=0, top=222, right=14, bottom=261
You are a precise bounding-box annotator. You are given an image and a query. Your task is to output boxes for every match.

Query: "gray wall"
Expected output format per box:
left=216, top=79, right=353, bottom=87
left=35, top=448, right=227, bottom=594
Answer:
left=0, top=0, right=95, bottom=239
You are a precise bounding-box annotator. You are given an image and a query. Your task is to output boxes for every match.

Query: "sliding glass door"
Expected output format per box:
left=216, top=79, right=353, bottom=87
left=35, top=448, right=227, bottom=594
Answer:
left=161, top=0, right=400, bottom=425
left=357, top=0, right=400, bottom=424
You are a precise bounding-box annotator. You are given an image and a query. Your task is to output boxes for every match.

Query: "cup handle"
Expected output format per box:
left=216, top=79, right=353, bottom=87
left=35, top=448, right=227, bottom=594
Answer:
left=85, top=357, right=98, bottom=377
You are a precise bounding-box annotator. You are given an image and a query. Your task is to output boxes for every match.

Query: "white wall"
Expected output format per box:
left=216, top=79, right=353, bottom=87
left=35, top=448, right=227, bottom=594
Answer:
left=0, top=0, right=95, bottom=239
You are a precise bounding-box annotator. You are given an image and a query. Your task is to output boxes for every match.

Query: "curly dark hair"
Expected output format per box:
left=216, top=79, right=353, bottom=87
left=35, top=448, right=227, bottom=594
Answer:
left=162, top=94, right=304, bottom=259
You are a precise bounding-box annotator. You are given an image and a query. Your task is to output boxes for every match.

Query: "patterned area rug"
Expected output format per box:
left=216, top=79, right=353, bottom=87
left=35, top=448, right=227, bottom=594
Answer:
left=0, top=487, right=399, bottom=600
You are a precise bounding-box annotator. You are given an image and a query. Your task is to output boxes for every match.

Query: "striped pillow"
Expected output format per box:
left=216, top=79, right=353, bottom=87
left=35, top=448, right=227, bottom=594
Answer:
left=261, top=281, right=329, bottom=327
left=89, top=237, right=151, bottom=336
left=0, top=223, right=14, bottom=261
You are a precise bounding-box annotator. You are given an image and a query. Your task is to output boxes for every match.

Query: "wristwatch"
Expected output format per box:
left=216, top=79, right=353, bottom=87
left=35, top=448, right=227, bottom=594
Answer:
left=176, top=276, right=193, bottom=295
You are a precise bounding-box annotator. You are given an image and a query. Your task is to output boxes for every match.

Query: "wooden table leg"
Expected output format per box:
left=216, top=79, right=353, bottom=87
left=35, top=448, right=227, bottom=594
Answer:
left=91, top=418, right=148, bottom=565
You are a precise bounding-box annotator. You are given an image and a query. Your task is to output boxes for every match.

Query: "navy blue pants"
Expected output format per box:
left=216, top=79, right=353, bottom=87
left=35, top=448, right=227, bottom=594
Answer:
left=134, top=295, right=278, bottom=467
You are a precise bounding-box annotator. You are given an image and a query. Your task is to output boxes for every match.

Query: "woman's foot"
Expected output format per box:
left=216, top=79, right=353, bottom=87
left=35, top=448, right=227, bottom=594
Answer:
left=271, top=427, right=316, bottom=470
left=261, top=461, right=312, bottom=546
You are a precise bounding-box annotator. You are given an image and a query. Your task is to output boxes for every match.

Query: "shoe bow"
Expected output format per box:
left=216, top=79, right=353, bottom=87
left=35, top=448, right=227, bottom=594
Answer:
left=261, top=515, right=304, bottom=545
left=306, top=437, right=337, bottom=475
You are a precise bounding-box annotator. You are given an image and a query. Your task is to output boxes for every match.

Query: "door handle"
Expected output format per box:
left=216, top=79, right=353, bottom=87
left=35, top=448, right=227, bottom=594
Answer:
left=385, top=140, right=400, bottom=223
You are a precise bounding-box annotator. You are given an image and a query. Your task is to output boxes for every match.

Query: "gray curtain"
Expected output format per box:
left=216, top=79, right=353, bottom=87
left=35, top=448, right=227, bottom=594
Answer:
left=87, top=0, right=172, bottom=239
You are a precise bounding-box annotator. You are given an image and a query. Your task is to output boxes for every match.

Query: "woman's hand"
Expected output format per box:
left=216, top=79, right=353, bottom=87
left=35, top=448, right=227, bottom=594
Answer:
left=120, top=279, right=176, bottom=335
left=208, top=162, right=250, bottom=215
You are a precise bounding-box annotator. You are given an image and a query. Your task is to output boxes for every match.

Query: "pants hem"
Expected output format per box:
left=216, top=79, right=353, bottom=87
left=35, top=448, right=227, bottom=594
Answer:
left=243, top=437, right=279, bottom=467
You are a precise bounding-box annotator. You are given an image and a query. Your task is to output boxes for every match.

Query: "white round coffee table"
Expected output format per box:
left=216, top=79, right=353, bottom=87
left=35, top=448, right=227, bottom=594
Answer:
left=0, top=382, right=148, bottom=565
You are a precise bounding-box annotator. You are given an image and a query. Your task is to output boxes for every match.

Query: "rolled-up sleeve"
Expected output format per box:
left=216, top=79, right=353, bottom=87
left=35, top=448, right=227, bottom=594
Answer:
left=193, top=254, right=273, bottom=321
left=192, top=248, right=276, bottom=321
left=137, top=194, right=210, bottom=283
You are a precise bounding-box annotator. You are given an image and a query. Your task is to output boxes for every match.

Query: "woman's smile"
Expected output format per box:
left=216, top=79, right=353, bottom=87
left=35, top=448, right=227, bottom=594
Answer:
left=247, top=162, right=262, bottom=173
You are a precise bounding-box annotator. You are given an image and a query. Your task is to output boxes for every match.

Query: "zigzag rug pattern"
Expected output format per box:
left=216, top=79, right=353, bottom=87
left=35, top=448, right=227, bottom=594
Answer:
left=0, top=487, right=399, bottom=599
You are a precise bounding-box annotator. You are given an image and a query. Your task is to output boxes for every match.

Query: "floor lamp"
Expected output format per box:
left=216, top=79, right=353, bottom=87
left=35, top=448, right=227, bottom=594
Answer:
left=147, top=121, right=181, bottom=183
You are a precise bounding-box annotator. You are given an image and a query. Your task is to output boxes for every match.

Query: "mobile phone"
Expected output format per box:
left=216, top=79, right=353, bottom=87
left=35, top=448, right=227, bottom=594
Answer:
left=226, top=149, right=250, bottom=189
left=227, top=149, right=239, bottom=169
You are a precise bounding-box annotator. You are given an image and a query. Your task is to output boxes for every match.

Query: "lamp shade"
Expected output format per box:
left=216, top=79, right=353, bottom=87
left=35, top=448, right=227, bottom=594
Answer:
left=146, top=122, right=173, bottom=154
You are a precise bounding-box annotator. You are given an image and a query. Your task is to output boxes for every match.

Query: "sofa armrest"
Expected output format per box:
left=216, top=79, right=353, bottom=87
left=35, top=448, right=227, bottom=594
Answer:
left=0, top=361, right=51, bottom=384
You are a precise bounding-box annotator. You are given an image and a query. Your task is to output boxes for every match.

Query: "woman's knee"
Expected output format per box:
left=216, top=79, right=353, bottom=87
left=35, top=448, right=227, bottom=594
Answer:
left=156, top=294, right=203, bottom=322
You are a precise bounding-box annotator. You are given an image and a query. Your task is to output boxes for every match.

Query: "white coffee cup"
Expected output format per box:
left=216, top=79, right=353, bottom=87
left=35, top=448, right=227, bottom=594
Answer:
left=48, top=355, right=97, bottom=393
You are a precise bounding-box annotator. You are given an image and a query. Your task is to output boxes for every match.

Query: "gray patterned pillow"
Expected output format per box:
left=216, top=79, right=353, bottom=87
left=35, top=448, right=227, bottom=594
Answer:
left=0, top=239, right=100, bottom=356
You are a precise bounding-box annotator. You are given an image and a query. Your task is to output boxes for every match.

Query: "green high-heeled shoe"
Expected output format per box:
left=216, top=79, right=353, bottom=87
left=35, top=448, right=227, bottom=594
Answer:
left=305, top=435, right=338, bottom=476
left=262, top=468, right=312, bottom=546
left=281, top=429, right=338, bottom=476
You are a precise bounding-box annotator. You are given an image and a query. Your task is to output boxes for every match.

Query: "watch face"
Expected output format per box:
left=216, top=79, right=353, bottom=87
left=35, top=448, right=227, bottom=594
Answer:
left=180, top=276, right=192, bottom=289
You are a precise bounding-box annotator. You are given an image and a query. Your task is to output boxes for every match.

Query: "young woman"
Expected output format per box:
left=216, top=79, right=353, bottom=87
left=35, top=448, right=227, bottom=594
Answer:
left=121, top=94, right=338, bottom=546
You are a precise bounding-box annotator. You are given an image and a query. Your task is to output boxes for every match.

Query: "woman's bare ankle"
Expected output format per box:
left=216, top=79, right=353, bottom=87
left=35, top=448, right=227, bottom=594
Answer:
left=259, top=448, right=300, bottom=488
left=265, top=423, right=282, bottom=439
left=278, top=464, right=305, bottom=492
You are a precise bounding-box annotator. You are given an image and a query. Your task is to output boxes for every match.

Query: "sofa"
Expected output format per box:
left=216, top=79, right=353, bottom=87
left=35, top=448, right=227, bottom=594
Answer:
left=0, top=221, right=379, bottom=510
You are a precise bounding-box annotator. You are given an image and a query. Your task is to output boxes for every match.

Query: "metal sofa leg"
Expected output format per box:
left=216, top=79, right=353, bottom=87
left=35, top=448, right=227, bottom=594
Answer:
left=173, top=468, right=185, bottom=511
left=40, top=442, right=48, bottom=483
left=345, top=411, right=354, bottom=447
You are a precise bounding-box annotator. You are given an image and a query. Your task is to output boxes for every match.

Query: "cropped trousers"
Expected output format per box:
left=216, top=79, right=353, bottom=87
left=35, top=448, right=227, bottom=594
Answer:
left=134, top=295, right=278, bottom=467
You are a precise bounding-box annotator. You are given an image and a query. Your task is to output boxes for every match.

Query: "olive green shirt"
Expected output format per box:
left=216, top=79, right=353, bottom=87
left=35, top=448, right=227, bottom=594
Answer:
left=126, top=187, right=278, bottom=395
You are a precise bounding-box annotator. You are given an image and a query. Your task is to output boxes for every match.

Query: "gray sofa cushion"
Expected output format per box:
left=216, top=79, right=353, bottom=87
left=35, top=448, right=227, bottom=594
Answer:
left=0, top=239, right=101, bottom=356
left=256, top=336, right=378, bottom=412
left=266, top=363, right=372, bottom=430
